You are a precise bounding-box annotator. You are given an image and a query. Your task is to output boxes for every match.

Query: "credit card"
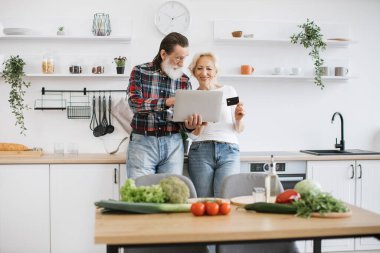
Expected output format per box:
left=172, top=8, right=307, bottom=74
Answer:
left=226, top=96, right=239, bottom=106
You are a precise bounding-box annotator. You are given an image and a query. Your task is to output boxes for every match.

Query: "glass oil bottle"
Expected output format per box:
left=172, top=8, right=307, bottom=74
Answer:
left=265, top=155, right=279, bottom=203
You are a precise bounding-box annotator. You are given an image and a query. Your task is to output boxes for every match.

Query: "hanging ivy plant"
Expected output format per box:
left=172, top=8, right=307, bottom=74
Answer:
left=290, top=19, right=327, bottom=89
left=1, top=55, right=31, bottom=135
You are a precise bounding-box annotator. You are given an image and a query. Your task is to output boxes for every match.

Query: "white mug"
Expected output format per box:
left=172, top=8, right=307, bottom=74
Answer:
left=273, top=67, right=285, bottom=75
left=321, top=66, right=331, bottom=76
left=291, top=67, right=302, bottom=75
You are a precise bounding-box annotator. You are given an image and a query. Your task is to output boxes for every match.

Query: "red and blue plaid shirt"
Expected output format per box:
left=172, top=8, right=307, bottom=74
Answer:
left=127, top=62, right=192, bottom=132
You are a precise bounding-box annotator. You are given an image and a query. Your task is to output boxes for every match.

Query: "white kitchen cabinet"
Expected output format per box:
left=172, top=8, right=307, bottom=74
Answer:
left=355, top=160, right=380, bottom=250
left=0, top=164, right=50, bottom=253
left=50, top=164, right=120, bottom=253
left=119, top=163, right=127, bottom=188
left=306, top=160, right=380, bottom=252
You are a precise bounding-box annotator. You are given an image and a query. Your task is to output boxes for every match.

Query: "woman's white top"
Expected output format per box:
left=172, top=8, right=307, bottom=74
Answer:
left=188, top=85, right=240, bottom=144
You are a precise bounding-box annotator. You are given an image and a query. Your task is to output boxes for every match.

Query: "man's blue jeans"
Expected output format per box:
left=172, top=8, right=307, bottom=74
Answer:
left=126, top=133, right=184, bottom=179
left=188, top=141, right=240, bottom=198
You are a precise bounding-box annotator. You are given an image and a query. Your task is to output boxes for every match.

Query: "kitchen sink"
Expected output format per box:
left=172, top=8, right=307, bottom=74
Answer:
left=300, top=149, right=380, bottom=156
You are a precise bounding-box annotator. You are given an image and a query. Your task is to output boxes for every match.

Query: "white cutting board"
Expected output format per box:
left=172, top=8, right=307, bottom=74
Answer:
left=230, top=195, right=256, bottom=206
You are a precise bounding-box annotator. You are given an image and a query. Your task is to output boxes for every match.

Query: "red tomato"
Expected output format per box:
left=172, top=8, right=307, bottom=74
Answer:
left=219, top=202, right=231, bottom=215
left=205, top=202, right=219, bottom=216
left=275, top=189, right=301, bottom=204
left=215, top=199, right=223, bottom=205
left=191, top=202, right=206, bottom=216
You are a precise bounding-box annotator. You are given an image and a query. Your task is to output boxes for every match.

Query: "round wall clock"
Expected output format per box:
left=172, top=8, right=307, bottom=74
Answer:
left=154, top=1, right=191, bottom=35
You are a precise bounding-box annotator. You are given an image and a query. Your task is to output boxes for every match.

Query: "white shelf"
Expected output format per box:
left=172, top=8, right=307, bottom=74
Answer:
left=218, top=74, right=351, bottom=81
left=25, top=73, right=130, bottom=78
left=0, top=35, right=132, bottom=43
left=215, top=37, right=356, bottom=47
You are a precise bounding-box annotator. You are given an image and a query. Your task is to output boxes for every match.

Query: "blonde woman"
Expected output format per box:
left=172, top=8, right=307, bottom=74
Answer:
left=187, top=52, right=245, bottom=197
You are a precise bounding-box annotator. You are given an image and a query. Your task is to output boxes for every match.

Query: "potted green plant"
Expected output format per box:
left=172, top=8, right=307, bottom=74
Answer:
left=290, top=19, right=327, bottom=89
left=113, top=56, right=127, bottom=74
left=57, top=26, right=65, bottom=36
left=1, top=55, right=31, bottom=135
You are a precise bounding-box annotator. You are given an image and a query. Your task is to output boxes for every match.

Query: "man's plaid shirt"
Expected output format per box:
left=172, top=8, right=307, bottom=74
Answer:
left=127, top=62, right=192, bottom=132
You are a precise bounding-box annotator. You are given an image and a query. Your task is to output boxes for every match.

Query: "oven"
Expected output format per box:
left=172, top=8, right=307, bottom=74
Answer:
left=249, top=160, right=306, bottom=190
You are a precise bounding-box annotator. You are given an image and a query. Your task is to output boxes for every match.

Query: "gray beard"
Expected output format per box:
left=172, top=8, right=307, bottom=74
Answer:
left=162, top=60, right=184, bottom=80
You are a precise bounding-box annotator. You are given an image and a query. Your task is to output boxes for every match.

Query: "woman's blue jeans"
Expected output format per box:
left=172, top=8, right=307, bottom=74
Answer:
left=188, top=141, right=240, bottom=198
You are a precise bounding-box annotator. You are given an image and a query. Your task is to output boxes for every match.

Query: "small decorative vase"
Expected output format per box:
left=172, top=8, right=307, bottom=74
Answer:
left=116, top=67, right=125, bottom=74
left=92, top=13, right=112, bottom=36
left=57, top=31, right=65, bottom=36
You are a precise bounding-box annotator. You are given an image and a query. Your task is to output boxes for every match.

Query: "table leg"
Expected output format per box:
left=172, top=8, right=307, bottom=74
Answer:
left=107, top=245, right=119, bottom=253
left=313, top=239, right=322, bottom=253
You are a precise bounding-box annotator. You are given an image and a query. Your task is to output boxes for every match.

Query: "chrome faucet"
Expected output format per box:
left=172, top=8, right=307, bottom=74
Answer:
left=331, top=112, right=345, bottom=151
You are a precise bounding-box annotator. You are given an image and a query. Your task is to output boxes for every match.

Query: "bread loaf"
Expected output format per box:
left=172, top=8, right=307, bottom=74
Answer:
left=0, top=143, right=29, bottom=151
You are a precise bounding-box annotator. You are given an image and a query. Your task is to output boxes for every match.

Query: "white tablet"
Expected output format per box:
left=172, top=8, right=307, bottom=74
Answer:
left=172, top=90, right=223, bottom=122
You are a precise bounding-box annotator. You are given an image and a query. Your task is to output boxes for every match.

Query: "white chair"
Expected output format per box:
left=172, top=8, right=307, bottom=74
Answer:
left=216, top=172, right=299, bottom=253
left=124, top=173, right=209, bottom=253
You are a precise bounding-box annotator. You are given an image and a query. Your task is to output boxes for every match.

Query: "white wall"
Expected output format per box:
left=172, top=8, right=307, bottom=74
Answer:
left=1, top=0, right=380, bottom=153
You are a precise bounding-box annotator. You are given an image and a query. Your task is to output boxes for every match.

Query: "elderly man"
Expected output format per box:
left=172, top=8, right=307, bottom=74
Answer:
left=127, top=32, right=201, bottom=179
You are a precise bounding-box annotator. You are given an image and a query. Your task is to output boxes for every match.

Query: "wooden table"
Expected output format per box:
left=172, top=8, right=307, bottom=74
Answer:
left=94, top=204, right=380, bottom=253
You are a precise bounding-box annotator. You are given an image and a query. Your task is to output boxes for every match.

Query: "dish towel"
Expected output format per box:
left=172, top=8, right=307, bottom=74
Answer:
left=111, top=97, right=133, bottom=135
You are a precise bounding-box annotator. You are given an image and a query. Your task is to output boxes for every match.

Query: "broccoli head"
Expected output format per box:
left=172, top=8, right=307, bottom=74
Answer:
left=159, top=176, right=190, bottom=204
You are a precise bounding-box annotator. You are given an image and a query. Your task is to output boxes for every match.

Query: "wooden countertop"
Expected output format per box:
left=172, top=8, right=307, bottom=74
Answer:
left=1, top=151, right=380, bottom=164
left=94, top=204, right=380, bottom=245
left=0, top=153, right=126, bottom=164
left=239, top=151, right=380, bottom=162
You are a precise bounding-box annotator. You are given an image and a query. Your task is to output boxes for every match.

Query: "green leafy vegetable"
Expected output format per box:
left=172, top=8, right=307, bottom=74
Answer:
left=119, top=176, right=190, bottom=204
left=293, top=192, right=349, bottom=218
left=95, top=199, right=191, bottom=214
left=120, top=179, right=166, bottom=203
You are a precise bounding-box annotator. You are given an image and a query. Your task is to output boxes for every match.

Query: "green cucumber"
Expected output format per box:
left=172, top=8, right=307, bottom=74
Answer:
left=95, top=199, right=191, bottom=214
left=245, top=202, right=297, bottom=214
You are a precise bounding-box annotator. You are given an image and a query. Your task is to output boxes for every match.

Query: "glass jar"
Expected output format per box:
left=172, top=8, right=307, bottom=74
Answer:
left=42, top=55, right=54, bottom=74
left=69, top=65, right=82, bottom=74
left=252, top=187, right=266, bottom=203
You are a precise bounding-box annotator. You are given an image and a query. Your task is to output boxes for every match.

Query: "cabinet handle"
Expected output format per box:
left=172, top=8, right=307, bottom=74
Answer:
left=114, top=168, right=118, bottom=184
left=357, top=164, right=362, bottom=179
left=350, top=164, right=355, bottom=179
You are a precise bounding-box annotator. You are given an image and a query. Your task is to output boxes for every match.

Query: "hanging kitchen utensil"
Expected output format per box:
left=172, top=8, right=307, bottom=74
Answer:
left=89, top=95, right=98, bottom=131
left=106, top=95, right=115, bottom=133
left=93, top=95, right=106, bottom=137
left=101, top=95, right=108, bottom=135
left=109, top=136, right=128, bottom=154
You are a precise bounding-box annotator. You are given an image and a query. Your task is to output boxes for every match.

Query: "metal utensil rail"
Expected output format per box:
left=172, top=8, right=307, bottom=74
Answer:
left=41, top=87, right=127, bottom=95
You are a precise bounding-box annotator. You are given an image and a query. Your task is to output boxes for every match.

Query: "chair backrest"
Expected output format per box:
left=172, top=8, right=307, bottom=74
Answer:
left=220, top=172, right=284, bottom=199
left=134, top=174, right=198, bottom=198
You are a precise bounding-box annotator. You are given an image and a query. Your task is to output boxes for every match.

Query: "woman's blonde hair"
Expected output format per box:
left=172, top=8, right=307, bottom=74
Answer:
left=188, top=52, right=219, bottom=76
